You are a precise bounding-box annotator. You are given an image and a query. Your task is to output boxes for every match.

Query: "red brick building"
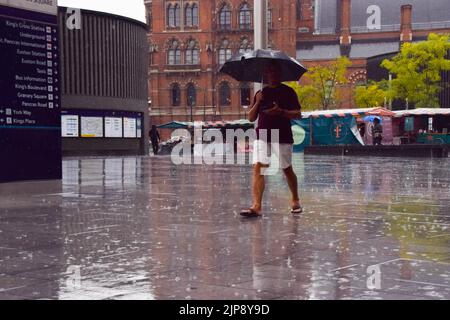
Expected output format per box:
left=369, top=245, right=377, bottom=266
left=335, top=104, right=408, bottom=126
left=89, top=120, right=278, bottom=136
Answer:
left=145, top=0, right=450, bottom=130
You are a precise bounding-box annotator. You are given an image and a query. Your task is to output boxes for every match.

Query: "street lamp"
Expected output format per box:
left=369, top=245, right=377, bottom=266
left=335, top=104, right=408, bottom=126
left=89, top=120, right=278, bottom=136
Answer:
left=388, top=73, right=393, bottom=110
left=187, top=88, right=195, bottom=122
left=189, top=99, right=193, bottom=123
left=243, top=105, right=249, bottom=120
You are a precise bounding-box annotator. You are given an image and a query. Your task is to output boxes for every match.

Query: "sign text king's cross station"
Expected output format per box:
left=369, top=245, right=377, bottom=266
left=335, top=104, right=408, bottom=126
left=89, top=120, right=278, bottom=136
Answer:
left=0, top=0, right=61, bottom=182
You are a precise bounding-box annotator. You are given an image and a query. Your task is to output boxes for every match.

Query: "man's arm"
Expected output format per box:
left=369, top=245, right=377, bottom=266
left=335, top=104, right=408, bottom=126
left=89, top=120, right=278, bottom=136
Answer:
left=248, top=91, right=262, bottom=122
left=281, top=109, right=301, bottom=120
left=264, top=90, right=302, bottom=120
left=286, top=90, right=302, bottom=120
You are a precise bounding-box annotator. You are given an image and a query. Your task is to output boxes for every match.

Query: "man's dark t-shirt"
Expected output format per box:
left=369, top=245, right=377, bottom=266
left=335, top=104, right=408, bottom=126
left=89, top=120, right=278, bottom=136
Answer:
left=150, top=129, right=160, bottom=142
left=256, top=84, right=301, bottom=143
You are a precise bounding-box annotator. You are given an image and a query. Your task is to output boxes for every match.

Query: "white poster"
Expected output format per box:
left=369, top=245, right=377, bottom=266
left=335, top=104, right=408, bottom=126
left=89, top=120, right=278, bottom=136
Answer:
left=123, top=117, right=137, bottom=138
left=81, top=116, right=103, bottom=138
left=105, top=117, right=123, bottom=138
left=136, top=118, right=142, bottom=138
left=0, top=0, right=58, bottom=15
left=61, top=115, right=79, bottom=137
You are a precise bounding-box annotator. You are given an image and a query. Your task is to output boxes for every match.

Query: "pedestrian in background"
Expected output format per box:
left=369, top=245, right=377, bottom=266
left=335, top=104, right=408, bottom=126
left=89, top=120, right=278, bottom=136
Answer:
left=149, top=125, right=161, bottom=155
left=372, top=118, right=383, bottom=146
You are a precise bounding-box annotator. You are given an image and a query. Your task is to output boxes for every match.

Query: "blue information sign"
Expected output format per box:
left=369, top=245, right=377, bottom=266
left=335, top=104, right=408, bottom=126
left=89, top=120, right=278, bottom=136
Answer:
left=0, top=0, right=61, bottom=182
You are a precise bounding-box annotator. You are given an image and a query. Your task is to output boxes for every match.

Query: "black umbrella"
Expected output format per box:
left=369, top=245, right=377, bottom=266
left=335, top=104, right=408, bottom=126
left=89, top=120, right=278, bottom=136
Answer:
left=219, top=49, right=307, bottom=83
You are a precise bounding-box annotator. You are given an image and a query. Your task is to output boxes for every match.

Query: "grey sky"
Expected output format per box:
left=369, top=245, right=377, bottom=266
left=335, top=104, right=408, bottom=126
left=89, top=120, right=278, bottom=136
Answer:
left=58, top=0, right=146, bottom=23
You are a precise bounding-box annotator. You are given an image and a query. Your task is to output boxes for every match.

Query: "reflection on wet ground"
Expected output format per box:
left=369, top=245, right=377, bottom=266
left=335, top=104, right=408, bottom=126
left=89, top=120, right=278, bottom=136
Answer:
left=0, top=154, right=450, bottom=300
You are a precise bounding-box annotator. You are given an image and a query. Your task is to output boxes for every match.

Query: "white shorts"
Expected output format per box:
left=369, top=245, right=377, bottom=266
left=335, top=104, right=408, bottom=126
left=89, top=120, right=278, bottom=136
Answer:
left=252, top=140, right=293, bottom=169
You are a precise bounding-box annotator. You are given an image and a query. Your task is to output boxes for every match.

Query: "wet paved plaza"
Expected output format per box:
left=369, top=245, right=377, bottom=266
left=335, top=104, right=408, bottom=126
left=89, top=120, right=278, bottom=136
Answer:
left=1, top=154, right=450, bottom=300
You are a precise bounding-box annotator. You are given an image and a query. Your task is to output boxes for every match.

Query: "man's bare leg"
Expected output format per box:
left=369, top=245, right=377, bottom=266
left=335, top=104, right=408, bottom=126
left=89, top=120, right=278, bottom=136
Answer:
left=283, top=166, right=301, bottom=207
left=250, top=163, right=267, bottom=214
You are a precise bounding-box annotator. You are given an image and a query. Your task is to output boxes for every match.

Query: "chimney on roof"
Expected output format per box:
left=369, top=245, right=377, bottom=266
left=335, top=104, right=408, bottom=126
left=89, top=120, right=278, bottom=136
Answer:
left=400, top=4, right=413, bottom=42
left=339, top=0, right=351, bottom=56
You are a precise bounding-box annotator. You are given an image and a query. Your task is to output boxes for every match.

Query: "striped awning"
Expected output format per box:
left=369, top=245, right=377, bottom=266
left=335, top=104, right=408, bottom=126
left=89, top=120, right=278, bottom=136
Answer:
left=158, top=119, right=254, bottom=129
left=394, top=108, right=450, bottom=117
left=302, top=107, right=384, bottom=119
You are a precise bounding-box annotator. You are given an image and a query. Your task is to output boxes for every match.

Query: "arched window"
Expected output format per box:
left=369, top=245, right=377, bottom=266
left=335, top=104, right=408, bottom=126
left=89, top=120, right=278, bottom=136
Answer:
left=239, top=3, right=251, bottom=29
left=185, top=4, right=192, bottom=26
left=174, top=4, right=181, bottom=26
left=185, top=3, right=199, bottom=27
left=187, top=83, right=196, bottom=107
left=218, top=4, right=232, bottom=30
left=239, top=38, right=252, bottom=54
left=168, top=40, right=181, bottom=65
left=185, top=40, right=199, bottom=65
left=171, top=83, right=181, bottom=106
left=240, top=82, right=251, bottom=106
left=192, top=4, right=199, bottom=26
left=167, top=3, right=181, bottom=27
left=167, top=4, right=175, bottom=27
left=218, top=39, right=232, bottom=65
left=219, top=82, right=231, bottom=106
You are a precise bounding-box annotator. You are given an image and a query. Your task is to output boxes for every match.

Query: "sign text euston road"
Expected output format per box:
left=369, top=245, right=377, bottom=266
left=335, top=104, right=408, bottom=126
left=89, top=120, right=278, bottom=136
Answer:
left=0, top=0, right=61, bottom=182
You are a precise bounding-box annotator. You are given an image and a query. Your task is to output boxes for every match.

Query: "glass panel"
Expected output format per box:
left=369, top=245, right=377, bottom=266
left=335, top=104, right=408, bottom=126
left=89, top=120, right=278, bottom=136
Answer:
left=186, top=50, right=192, bottom=64
left=185, top=5, right=192, bottom=26
left=168, top=50, right=174, bottom=65
left=241, top=86, right=251, bottom=106
left=193, top=5, right=199, bottom=26
left=172, top=85, right=180, bottom=106
left=175, top=49, right=181, bottom=64
left=220, top=83, right=231, bottom=106
left=193, top=49, right=199, bottom=64
left=175, top=5, right=180, bottom=26
left=168, top=6, right=175, bottom=26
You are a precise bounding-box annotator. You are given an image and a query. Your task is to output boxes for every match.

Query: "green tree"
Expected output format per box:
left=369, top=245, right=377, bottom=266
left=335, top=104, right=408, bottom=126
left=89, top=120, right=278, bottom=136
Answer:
left=287, top=56, right=352, bottom=110
left=381, top=33, right=450, bottom=108
left=355, top=83, right=386, bottom=108
left=285, top=82, right=320, bottom=111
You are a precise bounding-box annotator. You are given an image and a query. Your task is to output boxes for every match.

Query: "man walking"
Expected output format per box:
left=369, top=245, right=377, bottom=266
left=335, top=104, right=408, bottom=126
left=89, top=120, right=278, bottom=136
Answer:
left=240, top=61, right=303, bottom=218
left=149, top=125, right=161, bottom=155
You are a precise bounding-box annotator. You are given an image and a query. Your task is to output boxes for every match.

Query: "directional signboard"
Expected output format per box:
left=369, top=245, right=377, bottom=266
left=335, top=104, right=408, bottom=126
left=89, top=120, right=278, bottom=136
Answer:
left=0, top=0, right=61, bottom=182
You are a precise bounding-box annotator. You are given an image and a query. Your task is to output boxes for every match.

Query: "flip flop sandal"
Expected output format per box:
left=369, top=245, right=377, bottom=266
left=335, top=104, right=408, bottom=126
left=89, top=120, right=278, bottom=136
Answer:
left=240, top=208, right=262, bottom=218
left=291, top=205, right=303, bottom=214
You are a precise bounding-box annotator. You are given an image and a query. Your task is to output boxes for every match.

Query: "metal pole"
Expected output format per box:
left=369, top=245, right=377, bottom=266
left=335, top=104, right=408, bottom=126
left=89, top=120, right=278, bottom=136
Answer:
left=388, top=73, right=393, bottom=110
left=254, top=0, right=268, bottom=94
left=203, top=88, right=206, bottom=121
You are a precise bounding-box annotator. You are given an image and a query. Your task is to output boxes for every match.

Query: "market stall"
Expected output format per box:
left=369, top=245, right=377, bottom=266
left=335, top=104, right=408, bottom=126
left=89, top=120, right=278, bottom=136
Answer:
left=393, top=109, right=450, bottom=144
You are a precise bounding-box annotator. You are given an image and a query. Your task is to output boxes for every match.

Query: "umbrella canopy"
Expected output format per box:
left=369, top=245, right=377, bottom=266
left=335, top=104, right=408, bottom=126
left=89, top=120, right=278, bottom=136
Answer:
left=363, top=115, right=383, bottom=123
left=157, top=121, right=191, bottom=129
left=219, top=49, right=307, bottom=83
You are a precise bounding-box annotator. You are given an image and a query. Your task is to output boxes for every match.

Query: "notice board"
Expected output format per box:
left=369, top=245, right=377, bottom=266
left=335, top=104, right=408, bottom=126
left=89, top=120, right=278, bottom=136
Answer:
left=0, top=0, right=61, bottom=182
